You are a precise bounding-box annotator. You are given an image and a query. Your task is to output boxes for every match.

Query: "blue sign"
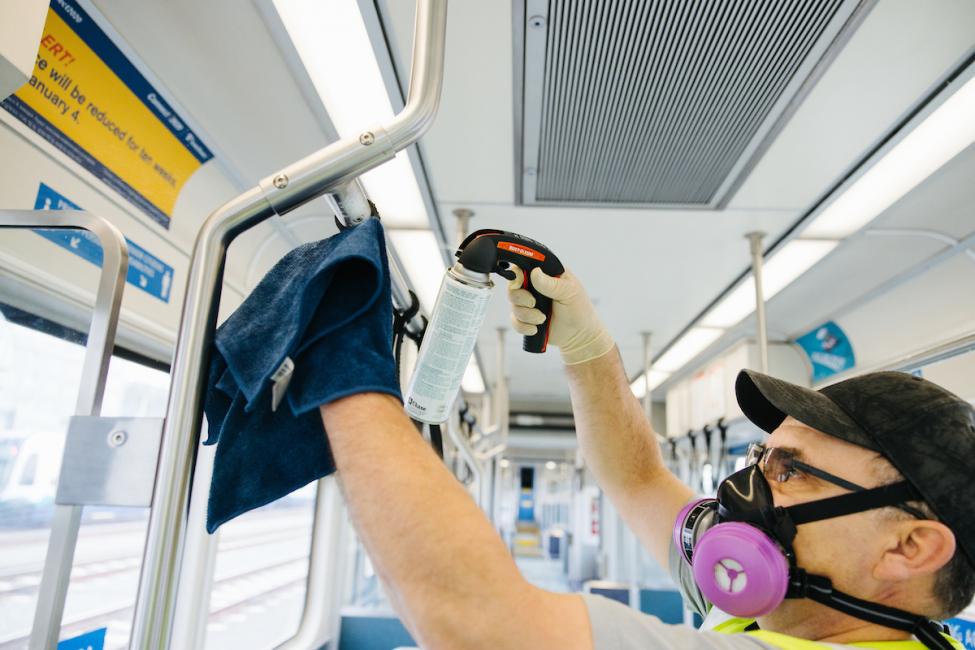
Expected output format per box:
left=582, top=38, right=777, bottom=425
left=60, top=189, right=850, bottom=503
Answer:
left=795, top=321, right=855, bottom=382
left=946, top=617, right=975, bottom=650
left=58, top=627, right=105, bottom=650
left=33, top=182, right=175, bottom=302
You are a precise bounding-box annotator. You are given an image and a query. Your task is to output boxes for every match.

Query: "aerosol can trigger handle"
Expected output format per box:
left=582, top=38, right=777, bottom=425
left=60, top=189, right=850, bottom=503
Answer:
left=455, top=230, right=565, bottom=353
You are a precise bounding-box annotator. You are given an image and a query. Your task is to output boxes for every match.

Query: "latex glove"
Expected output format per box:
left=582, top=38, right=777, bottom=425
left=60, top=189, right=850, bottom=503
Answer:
left=507, top=265, right=614, bottom=365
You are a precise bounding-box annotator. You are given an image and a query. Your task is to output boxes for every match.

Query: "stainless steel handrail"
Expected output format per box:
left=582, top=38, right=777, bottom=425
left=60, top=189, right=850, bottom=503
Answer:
left=129, top=1, right=447, bottom=646
left=0, top=210, right=129, bottom=650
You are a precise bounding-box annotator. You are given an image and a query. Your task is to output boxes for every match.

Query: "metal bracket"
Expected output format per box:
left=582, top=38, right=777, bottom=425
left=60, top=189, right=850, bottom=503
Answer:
left=56, top=415, right=164, bottom=507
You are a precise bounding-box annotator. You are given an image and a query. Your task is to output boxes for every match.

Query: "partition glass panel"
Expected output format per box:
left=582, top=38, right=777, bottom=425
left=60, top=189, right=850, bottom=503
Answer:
left=204, top=486, right=316, bottom=650
left=0, top=307, right=177, bottom=649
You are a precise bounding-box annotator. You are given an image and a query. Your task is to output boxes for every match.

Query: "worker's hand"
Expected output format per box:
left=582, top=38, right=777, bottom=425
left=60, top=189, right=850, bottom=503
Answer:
left=507, top=266, right=614, bottom=365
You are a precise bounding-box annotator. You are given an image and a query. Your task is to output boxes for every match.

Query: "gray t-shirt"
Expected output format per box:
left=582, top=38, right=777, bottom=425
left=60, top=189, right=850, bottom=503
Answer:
left=580, top=524, right=776, bottom=649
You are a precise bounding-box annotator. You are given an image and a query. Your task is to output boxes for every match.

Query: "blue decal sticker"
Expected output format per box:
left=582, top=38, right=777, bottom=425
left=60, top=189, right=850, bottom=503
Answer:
left=33, top=183, right=175, bottom=303
left=946, top=617, right=975, bottom=650
left=795, top=321, right=855, bottom=382
left=57, top=627, right=106, bottom=650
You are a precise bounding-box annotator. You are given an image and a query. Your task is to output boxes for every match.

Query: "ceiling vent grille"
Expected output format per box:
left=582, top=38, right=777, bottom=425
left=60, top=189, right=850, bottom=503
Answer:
left=517, top=0, right=864, bottom=207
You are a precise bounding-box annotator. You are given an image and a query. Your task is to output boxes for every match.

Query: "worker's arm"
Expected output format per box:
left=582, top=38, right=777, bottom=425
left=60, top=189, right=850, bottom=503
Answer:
left=509, top=267, right=694, bottom=569
left=565, top=347, right=694, bottom=569
left=320, top=393, right=591, bottom=650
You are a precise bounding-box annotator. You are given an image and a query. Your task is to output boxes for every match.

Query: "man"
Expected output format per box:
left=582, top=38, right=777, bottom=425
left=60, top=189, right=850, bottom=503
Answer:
left=319, top=266, right=974, bottom=649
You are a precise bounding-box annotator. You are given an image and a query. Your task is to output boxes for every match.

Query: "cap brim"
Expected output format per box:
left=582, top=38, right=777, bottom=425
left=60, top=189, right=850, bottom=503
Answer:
left=735, top=370, right=879, bottom=452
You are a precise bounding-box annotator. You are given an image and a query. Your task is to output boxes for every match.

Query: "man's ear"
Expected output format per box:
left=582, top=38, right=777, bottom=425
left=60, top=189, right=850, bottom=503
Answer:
left=874, top=519, right=956, bottom=582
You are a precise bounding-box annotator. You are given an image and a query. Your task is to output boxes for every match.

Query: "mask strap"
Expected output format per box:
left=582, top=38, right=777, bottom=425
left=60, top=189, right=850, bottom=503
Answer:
left=789, top=571, right=955, bottom=650
left=784, top=481, right=920, bottom=526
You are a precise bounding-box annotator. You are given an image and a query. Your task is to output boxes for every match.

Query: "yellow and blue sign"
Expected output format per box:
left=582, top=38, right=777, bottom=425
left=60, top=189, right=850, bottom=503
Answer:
left=34, top=182, right=175, bottom=303
left=1, top=0, right=212, bottom=230
left=795, top=321, right=855, bottom=382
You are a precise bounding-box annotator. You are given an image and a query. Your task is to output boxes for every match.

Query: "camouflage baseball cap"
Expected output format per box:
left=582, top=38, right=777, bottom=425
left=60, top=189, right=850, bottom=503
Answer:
left=735, top=368, right=975, bottom=568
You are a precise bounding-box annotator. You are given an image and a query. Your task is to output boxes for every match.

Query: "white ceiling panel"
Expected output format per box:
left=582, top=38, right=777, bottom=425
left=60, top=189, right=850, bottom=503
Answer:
left=659, top=135, right=975, bottom=393
left=376, top=0, right=516, bottom=204
left=65, top=0, right=975, bottom=413
left=837, top=255, right=975, bottom=371
left=868, top=141, right=975, bottom=240
left=89, top=0, right=360, bottom=299
left=761, top=234, right=945, bottom=340
left=758, top=138, right=975, bottom=342
left=453, top=202, right=794, bottom=402
left=729, top=0, right=975, bottom=211
left=91, top=0, right=330, bottom=184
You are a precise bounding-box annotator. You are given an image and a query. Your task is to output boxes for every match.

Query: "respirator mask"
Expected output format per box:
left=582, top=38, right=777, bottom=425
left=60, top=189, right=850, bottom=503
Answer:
left=674, top=443, right=954, bottom=649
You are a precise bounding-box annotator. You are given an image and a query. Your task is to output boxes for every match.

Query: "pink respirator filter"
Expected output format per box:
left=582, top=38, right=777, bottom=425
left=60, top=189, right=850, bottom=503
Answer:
left=691, top=522, right=790, bottom=618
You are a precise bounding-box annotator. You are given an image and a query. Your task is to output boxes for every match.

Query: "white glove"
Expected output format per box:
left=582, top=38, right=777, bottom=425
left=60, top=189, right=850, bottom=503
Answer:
left=507, top=266, right=615, bottom=365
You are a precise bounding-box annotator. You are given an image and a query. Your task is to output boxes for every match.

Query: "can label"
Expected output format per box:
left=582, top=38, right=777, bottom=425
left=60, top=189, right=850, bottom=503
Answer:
left=404, top=271, right=491, bottom=423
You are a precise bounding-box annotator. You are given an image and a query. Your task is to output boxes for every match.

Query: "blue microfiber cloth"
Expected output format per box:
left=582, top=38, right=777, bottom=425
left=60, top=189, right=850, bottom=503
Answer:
left=203, top=218, right=401, bottom=533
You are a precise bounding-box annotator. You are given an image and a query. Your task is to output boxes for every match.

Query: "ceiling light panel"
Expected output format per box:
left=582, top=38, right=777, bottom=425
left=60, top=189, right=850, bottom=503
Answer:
left=273, top=0, right=428, bottom=228
left=273, top=0, right=393, bottom=135
left=654, top=327, right=724, bottom=373
left=630, top=369, right=671, bottom=398
left=387, top=229, right=446, bottom=314
left=701, top=239, right=838, bottom=328
left=805, top=73, right=975, bottom=238
left=360, top=154, right=429, bottom=228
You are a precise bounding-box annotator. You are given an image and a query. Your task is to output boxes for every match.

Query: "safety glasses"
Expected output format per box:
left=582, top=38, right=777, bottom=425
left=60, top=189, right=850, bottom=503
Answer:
left=744, top=443, right=928, bottom=520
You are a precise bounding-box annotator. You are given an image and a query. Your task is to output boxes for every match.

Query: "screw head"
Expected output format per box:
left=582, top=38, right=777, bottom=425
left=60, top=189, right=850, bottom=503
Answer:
left=359, top=131, right=375, bottom=146
left=525, top=167, right=537, bottom=178
left=529, top=15, right=546, bottom=29
left=108, top=430, right=128, bottom=447
left=272, top=174, right=289, bottom=189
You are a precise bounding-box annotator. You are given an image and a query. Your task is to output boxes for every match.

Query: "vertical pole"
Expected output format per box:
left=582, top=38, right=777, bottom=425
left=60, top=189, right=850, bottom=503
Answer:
left=629, top=332, right=653, bottom=609
left=641, top=332, right=653, bottom=424
left=453, top=207, right=474, bottom=247
left=20, top=212, right=128, bottom=650
left=746, top=232, right=769, bottom=373
left=495, top=327, right=508, bottom=442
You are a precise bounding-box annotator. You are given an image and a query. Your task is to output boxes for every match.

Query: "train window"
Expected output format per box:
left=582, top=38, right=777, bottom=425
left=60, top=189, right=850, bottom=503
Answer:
left=204, top=486, right=316, bottom=649
left=0, top=310, right=86, bottom=647
left=18, top=454, right=38, bottom=486
left=0, top=309, right=171, bottom=648
left=58, top=353, right=170, bottom=647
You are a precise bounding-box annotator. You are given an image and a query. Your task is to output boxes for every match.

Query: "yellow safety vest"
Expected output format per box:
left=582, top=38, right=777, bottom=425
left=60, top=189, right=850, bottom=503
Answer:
left=712, top=617, right=964, bottom=650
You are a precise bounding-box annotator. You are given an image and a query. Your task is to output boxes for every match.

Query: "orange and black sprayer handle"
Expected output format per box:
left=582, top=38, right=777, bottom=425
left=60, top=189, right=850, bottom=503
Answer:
left=456, top=229, right=564, bottom=353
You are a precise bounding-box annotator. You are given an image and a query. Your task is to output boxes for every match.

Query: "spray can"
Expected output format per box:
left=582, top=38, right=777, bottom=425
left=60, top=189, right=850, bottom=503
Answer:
left=404, top=263, right=493, bottom=423
left=404, top=229, right=564, bottom=424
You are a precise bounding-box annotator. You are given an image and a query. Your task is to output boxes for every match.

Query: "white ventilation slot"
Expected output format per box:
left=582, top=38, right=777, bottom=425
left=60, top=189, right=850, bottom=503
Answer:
left=518, top=0, right=865, bottom=207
